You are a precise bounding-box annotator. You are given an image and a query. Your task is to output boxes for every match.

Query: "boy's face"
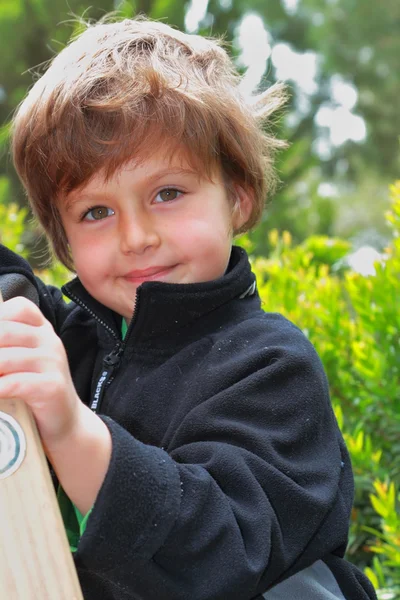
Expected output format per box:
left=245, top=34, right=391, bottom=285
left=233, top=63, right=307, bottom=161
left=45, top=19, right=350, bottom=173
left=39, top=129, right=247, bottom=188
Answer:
left=60, top=146, right=251, bottom=321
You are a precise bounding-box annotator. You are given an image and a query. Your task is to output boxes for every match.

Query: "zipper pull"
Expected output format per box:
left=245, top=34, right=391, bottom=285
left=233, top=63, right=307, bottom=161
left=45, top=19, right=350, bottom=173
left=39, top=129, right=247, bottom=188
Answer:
left=90, top=344, right=123, bottom=413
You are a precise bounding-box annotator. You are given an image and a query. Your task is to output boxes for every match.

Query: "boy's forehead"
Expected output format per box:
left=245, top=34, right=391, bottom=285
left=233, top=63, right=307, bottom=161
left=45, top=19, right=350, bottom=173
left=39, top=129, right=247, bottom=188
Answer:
left=123, top=145, right=200, bottom=176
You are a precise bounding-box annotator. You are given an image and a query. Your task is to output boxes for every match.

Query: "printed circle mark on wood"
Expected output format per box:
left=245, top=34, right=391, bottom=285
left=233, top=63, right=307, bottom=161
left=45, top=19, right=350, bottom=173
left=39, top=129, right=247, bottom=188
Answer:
left=0, top=411, right=26, bottom=479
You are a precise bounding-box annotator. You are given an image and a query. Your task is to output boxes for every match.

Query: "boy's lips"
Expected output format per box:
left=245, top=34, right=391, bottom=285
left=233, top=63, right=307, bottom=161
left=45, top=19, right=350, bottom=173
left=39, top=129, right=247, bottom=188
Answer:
left=123, top=265, right=176, bottom=282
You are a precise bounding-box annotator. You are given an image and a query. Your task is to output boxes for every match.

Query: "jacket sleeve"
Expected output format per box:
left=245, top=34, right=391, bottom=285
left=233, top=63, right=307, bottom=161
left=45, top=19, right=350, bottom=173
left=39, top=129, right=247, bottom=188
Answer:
left=74, top=317, right=355, bottom=600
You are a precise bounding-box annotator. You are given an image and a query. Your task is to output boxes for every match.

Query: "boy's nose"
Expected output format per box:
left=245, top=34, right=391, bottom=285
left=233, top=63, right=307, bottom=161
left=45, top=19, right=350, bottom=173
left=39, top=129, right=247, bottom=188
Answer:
left=118, top=211, right=160, bottom=255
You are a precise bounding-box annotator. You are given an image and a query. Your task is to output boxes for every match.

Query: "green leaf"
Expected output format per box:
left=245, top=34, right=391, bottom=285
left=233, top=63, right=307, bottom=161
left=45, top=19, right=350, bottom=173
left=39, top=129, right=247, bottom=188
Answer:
left=370, top=494, right=390, bottom=519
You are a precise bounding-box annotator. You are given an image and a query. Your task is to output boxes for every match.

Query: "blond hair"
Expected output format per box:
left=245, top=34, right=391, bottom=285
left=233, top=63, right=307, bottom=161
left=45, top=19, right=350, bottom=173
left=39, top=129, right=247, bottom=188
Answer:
left=12, top=16, right=287, bottom=270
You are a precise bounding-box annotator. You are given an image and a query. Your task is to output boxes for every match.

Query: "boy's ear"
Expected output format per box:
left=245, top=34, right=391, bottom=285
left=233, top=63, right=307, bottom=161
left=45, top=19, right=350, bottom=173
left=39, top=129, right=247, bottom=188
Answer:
left=231, top=185, right=253, bottom=231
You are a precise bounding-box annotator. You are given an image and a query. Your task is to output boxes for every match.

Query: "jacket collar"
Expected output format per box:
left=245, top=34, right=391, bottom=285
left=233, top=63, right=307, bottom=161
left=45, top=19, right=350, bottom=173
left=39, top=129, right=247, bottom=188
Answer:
left=62, top=246, right=256, bottom=344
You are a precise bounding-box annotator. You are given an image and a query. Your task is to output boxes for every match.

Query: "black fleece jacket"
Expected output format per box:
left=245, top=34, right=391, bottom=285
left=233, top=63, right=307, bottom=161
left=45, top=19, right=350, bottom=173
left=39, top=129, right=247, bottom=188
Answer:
left=0, top=244, right=376, bottom=600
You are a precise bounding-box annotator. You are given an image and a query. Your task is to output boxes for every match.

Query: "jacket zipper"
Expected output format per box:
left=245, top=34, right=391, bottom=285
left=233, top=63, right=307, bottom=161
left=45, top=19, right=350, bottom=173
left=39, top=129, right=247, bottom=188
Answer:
left=65, top=288, right=141, bottom=414
left=90, top=344, right=124, bottom=412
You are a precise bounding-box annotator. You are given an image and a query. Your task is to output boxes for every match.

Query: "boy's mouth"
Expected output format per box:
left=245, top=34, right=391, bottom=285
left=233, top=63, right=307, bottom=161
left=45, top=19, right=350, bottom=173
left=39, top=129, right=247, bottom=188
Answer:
left=123, top=265, right=176, bottom=283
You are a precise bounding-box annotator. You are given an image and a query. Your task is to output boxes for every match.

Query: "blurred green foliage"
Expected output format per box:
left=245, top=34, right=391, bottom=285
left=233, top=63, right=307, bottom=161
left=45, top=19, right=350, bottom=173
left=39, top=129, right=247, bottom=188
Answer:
left=0, top=178, right=29, bottom=258
left=364, top=479, right=400, bottom=595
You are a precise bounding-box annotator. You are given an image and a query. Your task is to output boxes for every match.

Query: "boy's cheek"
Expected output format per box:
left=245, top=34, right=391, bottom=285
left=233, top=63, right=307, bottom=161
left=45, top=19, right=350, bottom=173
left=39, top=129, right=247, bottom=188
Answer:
left=69, top=244, right=111, bottom=280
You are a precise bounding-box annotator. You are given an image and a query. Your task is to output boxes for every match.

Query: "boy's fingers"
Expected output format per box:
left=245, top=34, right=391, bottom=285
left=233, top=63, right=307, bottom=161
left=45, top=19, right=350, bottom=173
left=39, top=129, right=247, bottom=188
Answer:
left=0, top=371, right=58, bottom=403
left=0, top=296, right=45, bottom=327
left=0, top=347, right=47, bottom=376
left=0, top=321, right=41, bottom=349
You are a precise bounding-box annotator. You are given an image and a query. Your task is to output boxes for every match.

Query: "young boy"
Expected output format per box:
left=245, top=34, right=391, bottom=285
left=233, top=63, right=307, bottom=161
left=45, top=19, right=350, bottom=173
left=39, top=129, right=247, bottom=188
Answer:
left=0, top=17, right=376, bottom=600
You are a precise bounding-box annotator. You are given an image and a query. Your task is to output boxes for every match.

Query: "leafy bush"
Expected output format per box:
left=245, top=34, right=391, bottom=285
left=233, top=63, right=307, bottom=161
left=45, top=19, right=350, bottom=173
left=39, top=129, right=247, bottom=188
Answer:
left=364, top=480, right=400, bottom=597
left=1, top=178, right=399, bottom=597
left=0, top=178, right=29, bottom=259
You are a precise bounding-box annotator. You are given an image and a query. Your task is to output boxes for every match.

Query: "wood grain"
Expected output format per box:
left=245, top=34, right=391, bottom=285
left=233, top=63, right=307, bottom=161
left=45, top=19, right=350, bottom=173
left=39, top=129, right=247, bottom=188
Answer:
left=0, top=289, right=83, bottom=599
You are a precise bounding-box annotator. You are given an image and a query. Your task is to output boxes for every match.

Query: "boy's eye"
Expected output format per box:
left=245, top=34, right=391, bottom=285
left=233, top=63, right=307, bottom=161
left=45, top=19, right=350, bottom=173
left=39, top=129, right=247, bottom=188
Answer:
left=83, top=206, right=114, bottom=221
left=154, top=188, right=182, bottom=203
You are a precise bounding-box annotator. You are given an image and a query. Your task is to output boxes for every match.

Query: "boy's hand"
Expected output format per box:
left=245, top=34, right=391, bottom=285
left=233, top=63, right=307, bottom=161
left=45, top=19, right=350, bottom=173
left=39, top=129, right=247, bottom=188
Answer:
left=0, top=296, right=83, bottom=450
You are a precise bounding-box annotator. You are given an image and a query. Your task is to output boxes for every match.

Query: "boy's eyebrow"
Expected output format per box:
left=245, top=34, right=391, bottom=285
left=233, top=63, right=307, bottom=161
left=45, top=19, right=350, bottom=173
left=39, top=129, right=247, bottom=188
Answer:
left=64, top=167, right=199, bottom=211
left=143, top=166, right=199, bottom=183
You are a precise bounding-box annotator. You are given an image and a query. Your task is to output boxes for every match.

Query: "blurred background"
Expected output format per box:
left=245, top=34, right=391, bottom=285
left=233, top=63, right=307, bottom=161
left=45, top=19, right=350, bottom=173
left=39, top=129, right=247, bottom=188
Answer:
left=0, top=0, right=399, bottom=264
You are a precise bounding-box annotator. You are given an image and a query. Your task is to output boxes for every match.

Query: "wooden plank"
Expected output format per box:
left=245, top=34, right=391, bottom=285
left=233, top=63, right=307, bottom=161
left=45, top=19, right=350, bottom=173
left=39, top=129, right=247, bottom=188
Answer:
left=0, top=290, right=83, bottom=599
